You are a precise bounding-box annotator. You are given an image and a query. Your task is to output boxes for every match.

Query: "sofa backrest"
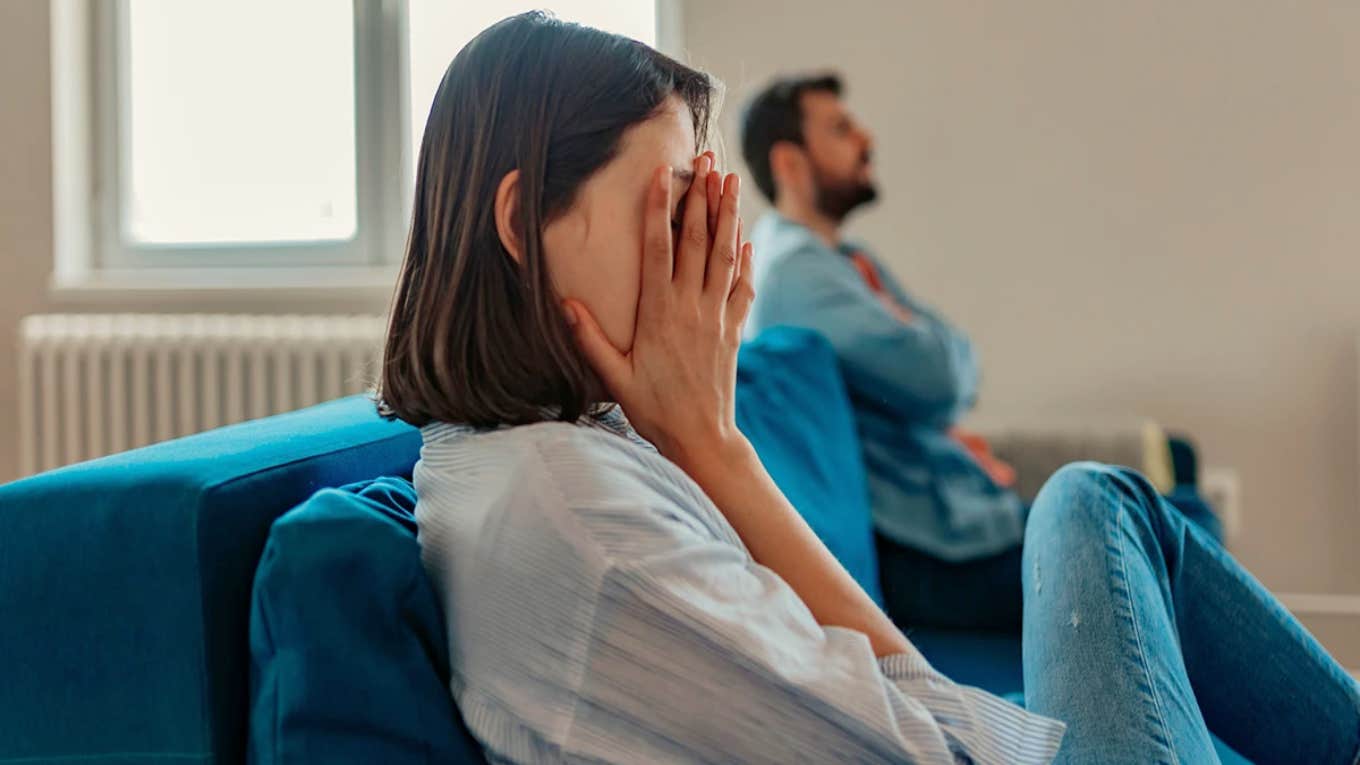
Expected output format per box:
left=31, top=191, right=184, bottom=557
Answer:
left=735, top=326, right=884, bottom=604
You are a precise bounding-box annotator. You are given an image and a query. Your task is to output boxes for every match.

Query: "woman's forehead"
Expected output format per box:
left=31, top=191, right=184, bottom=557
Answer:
left=616, top=100, right=697, bottom=171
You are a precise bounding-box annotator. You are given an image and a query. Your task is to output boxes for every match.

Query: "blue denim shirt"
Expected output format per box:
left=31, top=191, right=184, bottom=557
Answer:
left=747, top=212, right=1024, bottom=562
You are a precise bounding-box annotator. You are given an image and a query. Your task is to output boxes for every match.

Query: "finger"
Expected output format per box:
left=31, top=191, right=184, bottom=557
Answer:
left=705, top=153, right=720, bottom=236
left=733, top=218, right=744, bottom=283
left=704, top=173, right=741, bottom=298
left=563, top=299, right=630, bottom=397
left=640, top=165, right=674, bottom=312
left=674, top=154, right=713, bottom=292
left=726, top=241, right=756, bottom=333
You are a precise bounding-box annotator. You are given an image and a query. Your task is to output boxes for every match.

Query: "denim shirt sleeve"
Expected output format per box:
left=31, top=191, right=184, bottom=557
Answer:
left=869, top=248, right=982, bottom=413
left=759, top=244, right=979, bottom=428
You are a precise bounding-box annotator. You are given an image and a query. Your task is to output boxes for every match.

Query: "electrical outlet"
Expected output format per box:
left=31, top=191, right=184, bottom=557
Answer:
left=1200, top=466, right=1242, bottom=543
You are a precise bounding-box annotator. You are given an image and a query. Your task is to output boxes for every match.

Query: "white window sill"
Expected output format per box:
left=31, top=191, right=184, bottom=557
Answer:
left=50, top=266, right=400, bottom=306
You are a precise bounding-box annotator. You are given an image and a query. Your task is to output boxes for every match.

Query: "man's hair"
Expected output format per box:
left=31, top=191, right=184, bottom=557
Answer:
left=377, top=12, right=714, bottom=428
left=740, top=73, right=843, bottom=203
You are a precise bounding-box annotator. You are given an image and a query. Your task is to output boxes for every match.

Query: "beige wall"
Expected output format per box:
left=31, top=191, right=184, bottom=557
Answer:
left=1, top=0, right=56, bottom=487
left=2, top=1, right=1358, bottom=593
left=684, top=0, right=1360, bottom=593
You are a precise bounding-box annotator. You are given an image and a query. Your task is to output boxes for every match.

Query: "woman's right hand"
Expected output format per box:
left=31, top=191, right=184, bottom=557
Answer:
left=566, top=155, right=914, bottom=660
left=563, top=153, right=755, bottom=473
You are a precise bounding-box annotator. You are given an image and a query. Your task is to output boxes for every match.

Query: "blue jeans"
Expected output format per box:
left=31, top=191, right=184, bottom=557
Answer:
left=1023, top=463, right=1360, bottom=764
left=874, top=488, right=1221, bottom=631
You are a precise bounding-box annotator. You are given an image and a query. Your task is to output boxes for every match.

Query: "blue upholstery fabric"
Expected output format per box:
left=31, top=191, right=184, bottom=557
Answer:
left=0, top=397, right=421, bottom=764
left=735, top=326, right=885, bottom=606
left=249, top=476, right=486, bottom=764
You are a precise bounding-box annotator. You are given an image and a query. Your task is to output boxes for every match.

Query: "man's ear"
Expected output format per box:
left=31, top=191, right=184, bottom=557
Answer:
left=494, top=169, right=523, bottom=264
left=769, top=141, right=808, bottom=193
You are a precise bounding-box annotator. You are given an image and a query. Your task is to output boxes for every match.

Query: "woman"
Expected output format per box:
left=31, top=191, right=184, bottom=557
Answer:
left=379, top=12, right=1359, bottom=764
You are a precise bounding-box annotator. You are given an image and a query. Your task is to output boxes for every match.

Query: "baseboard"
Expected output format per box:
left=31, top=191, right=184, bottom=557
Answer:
left=1277, top=593, right=1360, bottom=677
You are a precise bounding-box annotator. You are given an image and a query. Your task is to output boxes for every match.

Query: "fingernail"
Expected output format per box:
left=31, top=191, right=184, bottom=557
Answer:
left=562, top=302, right=578, bottom=327
left=699, top=154, right=712, bottom=176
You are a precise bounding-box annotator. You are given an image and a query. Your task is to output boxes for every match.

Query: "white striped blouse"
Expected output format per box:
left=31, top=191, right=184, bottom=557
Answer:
left=414, top=408, right=1065, bottom=764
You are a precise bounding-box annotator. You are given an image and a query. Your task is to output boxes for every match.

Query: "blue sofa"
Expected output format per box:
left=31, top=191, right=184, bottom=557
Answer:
left=0, top=327, right=1246, bottom=764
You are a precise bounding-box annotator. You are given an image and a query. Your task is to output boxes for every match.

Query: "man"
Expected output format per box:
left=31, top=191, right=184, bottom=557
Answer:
left=741, top=73, right=1224, bottom=631
left=741, top=73, right=1031, bottom=630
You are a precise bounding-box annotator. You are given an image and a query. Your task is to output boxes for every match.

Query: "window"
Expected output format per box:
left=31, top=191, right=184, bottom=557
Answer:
left=124, top=1, right=358, bottom=247
left=77, top=0, right=659, bottom=279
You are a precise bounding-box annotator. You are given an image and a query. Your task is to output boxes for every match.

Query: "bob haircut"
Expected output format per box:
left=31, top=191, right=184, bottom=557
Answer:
left=377, top=12, right=715, bottom=428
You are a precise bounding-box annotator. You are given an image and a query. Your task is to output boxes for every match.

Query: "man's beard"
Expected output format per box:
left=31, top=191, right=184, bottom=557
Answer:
left=813, top=168, right=878, bottom=222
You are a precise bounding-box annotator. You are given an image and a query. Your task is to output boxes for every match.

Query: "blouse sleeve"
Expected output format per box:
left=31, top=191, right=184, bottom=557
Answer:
left=562, top=503, right=1065, bottom=765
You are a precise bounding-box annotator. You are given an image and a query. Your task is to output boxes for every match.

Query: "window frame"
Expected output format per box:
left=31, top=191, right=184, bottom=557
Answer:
left=89, top=0, right=409, bottom=271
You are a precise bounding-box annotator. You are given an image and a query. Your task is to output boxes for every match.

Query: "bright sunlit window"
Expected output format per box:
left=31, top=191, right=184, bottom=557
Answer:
left=125, top=0, right=357, bottom=245
left=89, top=0, right=659, bottom=275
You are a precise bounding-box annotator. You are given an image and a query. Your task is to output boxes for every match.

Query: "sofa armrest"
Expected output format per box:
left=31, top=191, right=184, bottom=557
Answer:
left=0, top=395, right=420, bottom=763
left=973, top=418, right=1174, bottom=503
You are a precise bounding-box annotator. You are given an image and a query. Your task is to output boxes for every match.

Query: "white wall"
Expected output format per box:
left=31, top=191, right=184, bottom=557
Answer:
left=684, top=0, right=1360, bottom=593
left=2, top=0, right=1358, bottom=594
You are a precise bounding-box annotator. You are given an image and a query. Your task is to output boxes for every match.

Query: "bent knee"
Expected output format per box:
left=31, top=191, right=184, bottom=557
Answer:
left=1037, top=461, right=1121, bottom=504
left=1028, top=462, right=1159, bottom=539
left=1027, top=462, right=1124, bottom=538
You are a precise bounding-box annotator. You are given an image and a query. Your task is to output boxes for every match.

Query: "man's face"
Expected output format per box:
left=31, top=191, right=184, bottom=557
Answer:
left=799, top=90, right=878, bottom=220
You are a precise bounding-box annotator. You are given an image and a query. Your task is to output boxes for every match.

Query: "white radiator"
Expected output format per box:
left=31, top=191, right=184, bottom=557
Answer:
left=17, top=314, right=387, bottom=477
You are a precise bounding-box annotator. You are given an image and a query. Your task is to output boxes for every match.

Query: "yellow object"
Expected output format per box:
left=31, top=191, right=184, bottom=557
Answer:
left=1142, top=420, right=1175, bottom=494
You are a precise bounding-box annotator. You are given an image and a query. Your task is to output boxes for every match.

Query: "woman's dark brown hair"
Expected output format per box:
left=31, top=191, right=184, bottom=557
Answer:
left=377, top=12, right=714, bottom=427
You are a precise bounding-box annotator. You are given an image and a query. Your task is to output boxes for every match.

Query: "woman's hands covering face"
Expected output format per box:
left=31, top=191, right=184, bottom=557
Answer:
left=563, top=152, right=754, bottom=466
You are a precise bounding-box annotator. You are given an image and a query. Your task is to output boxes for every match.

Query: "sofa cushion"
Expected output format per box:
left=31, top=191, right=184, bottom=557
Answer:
left=735, top=326, right=885, bottom=605
left=249, top=476, right=486, bottom=764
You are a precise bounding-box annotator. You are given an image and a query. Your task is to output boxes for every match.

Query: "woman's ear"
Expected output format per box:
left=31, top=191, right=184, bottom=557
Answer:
left=494, top=169, right=523, bottom=264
